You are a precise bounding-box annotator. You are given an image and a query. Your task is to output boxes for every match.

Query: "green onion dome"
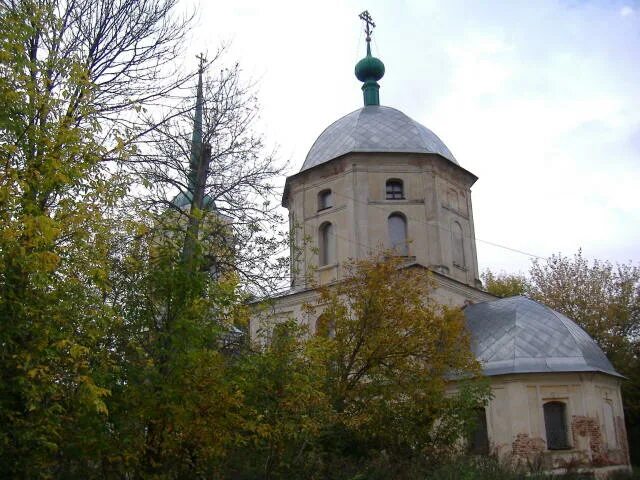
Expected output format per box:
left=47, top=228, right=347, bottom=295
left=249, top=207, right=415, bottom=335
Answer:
left=355, top=52, right=385, bottom=82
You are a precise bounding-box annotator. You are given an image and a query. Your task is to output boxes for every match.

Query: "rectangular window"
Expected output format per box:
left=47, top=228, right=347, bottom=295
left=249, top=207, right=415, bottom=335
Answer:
left=469, top=408, right=490, bottom=455
left=318, top=190, right=333, bottom=210
left=386, top=180, right=404, bottom=200
left=544, top=402, right=570, bottom=450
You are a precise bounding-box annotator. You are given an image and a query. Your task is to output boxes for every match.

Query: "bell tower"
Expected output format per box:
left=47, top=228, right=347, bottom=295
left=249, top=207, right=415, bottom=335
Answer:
left=283, top=11, right=482, bottom=292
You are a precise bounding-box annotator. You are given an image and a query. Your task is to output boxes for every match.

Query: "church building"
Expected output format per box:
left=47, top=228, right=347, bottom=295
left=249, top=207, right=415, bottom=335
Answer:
left=250, top=13, right=630, bottom=477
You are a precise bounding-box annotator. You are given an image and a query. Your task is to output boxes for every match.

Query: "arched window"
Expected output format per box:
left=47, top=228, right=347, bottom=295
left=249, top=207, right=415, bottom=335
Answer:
left=452, top=221, right=465, bottom=267
left=543, top=401, right=570, bottom=450
left=319, top=222, right=336, bottom=266
left=386, top=179, right=404, bottom=200
left=388, top=213, right=408, bottom=256
left=318, top=189, right=333, bottom=211
left=468, top=407, right=490, bottom=455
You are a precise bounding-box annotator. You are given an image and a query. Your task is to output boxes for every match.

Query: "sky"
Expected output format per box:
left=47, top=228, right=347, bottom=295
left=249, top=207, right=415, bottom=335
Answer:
left=182, top=0, right=640, bottom=274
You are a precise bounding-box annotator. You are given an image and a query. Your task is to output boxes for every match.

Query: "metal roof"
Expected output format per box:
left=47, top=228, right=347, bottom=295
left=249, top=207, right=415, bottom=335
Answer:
left=464, top=296, right=621, bottom=378
left=301, top=105, right=457, bottom=172
left=171, top=191, right=216, bottom=210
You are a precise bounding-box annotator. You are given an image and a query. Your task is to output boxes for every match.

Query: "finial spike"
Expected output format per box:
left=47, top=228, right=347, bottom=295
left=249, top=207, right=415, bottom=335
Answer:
left=188, top=54, right=206, bottom=193
left=355, top=11, right=384, bottom=106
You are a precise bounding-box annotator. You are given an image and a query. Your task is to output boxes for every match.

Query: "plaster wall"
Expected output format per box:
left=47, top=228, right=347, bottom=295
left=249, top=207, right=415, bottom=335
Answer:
left=483, top=372, right=630, bottom=476
left=249, top=269, right=495, bottom=342
left=285, top=153, right=480, bottom=290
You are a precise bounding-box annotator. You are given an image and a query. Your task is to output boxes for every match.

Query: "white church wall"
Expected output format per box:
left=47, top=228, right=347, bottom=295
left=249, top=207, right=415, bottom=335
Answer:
left=284, top=152, right=480, bottom=290
left=483, top=372, right=630, bottom=476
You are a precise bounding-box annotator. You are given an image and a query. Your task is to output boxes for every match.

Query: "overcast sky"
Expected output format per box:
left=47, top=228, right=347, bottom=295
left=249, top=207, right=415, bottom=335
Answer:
left=183, top=0, right=639, bottom=274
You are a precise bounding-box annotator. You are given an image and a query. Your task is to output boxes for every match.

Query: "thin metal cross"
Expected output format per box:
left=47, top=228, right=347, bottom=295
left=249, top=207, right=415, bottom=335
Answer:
left=358, top=10, right=376, bottom=41
left=196, top=53, right=207, bottom=74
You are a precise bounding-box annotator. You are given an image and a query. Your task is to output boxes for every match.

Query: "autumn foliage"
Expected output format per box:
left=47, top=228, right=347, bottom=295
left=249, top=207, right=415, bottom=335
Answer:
left=307, top=256, right=485, bottom=455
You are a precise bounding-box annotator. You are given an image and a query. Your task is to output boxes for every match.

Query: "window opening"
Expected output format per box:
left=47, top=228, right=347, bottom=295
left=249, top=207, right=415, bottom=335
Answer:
left=318, top=189, right=333, bottom=211
left=468, top=408, right=490, bottom=455
left=543, top=401, right=570, bottom=450
left=447, top=188, right=459, bottom=211
left=316, top=314, right=335, bottom=338
left=319, top=222, right=336, bottom=266
left=388, top=213, right=408, bottom=256
left=386, top=179, right=404, bottom=200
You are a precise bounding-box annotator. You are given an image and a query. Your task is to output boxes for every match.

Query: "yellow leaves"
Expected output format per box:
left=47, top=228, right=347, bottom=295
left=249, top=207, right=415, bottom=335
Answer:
left=38, top=251, right=60, bottom=272
left=77, top=375, right=111, bottom=415
left=307, top=253, right=484, bottom=433
left=21, top=215, right=62, bottom=246
left=69, top=344, right=89, bottom=360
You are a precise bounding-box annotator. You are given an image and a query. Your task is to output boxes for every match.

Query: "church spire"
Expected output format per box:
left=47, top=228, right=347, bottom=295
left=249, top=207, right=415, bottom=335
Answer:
left=355, top=10, right=385, bottom=106
left=187, top=54, right=205, bottom=196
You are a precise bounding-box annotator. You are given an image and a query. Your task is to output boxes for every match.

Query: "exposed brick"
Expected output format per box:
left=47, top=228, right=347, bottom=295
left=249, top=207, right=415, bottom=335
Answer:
left=512, top=433, right=545, bottom=459
left=569, top=415, right=630, bottom=467
left=571, top=415, right=603, bottom=460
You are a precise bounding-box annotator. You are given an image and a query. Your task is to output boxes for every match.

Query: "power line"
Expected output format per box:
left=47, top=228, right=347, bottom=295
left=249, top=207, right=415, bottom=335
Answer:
left=329, top=190, right=546, bottom=260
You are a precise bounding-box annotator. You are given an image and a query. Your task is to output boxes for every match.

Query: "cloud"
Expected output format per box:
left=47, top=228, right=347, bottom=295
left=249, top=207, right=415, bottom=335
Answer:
left=620, top=6, right=633, bottom=16
left=185, top=0, right=640, bottom=273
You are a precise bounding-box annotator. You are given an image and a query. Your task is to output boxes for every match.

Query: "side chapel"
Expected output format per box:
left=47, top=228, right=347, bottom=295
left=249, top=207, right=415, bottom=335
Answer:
left=250, top=12, right=631, bottom=476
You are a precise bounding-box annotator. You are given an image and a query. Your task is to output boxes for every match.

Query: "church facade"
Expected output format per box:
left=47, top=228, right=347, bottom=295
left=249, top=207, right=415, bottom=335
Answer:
left=250, top=18, right=630, bottom=477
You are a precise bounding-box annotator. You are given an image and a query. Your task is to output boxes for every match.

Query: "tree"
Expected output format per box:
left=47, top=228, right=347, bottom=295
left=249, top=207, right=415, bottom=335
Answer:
left=103, top=237, right=250, bottom=477
left=129, top=58, right=289, bottom=297
left=304, top=255, right=490, bottom=474
left=527, top=252, right=639, bottom=359
left=221, top=320, right=330, bottom=480
left=97, top=53, right=291, bottom=477
left=0, top=0, right=193, bottom=476
left=481, top=269, right=528, bottom=298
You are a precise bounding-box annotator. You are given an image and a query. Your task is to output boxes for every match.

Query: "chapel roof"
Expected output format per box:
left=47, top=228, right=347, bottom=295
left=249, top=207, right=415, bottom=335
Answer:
left=300, top=105, right=457, bottom=173
left=464, top=296, right=621, bottom=378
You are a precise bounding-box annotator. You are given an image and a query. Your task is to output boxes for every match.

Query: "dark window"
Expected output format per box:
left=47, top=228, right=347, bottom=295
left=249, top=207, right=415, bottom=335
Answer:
left=319, top=222, right=335, bottom=266
left=469, top=408, right=490, bottom=455
left=386, top=179, right=404, bottom=200
left=388, top=213, right=408, bottom=256
left=544, top=402, right=570, bottom=450
left=318, top=189, right=333, bottom=210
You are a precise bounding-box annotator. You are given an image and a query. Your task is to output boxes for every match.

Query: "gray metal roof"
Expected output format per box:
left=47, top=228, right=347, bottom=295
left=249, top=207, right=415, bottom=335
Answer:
left=301, top=105, right=457, bottom=172
left=171, top=191, right=216, bottom=210
left=464, top=296, right=621, bottom=378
